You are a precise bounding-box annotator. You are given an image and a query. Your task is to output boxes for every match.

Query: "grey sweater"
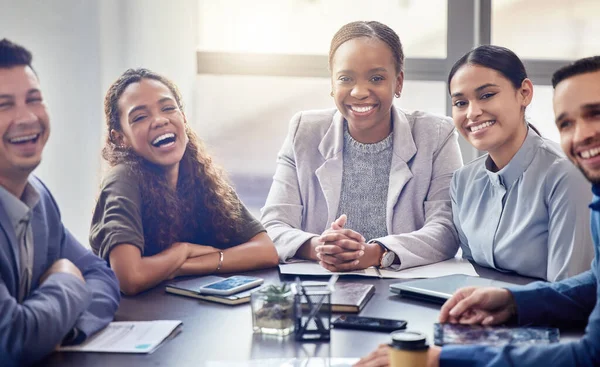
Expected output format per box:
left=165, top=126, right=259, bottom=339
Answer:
left=336, top=124, right=393, bottom=241
left=261, top=107, right=463, bottom=269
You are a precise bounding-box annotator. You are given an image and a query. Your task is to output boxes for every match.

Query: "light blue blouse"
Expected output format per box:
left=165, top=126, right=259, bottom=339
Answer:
left=451, top=128, right=594, bottom=281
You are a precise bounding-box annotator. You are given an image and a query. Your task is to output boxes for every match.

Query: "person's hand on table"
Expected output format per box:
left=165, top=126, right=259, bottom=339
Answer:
left=439, top=286, right=517, bottom=325
left=315, top=214, right=383, bottom=271
left=170, top=242, right=221, bottom=259
left=354, top=344, right=390, bottom=367
left=353, top=343, right=441, bottom=367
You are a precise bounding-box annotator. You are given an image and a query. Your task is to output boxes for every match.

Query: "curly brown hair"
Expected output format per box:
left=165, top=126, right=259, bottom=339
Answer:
left=102, top=68, right=242, bottom=251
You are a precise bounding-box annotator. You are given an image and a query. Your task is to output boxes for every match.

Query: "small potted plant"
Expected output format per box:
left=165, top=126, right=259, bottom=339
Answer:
left=251, top=283, right=294, bottom=336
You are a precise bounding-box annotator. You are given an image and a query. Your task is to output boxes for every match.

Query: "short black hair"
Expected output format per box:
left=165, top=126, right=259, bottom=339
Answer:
left=0, top=38, right=33, bottom=70
left=552, top=56, right=600, bottom=88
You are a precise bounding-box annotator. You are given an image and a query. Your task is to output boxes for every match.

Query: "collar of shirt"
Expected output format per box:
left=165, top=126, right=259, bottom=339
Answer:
left=590, top=184, right=600, bottom=211
left=0, top=181, right=41, bottom=228
left=484, top=127, right=541, bottom=189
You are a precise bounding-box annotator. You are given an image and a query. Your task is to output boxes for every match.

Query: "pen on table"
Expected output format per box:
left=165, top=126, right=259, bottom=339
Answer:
left=326, top=274, right=339, bottom=292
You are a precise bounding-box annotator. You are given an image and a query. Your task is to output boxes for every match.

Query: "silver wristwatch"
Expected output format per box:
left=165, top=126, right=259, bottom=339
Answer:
left=369, top=240, right=395, bottom=268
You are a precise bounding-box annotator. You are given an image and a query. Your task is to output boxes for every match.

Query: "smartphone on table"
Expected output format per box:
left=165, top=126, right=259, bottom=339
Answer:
left=332, top=315, right=407, bottom=332
left=199, top=275, right=264, bottom=296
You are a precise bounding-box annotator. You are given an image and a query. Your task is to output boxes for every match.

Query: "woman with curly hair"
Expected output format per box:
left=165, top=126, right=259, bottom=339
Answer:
left=90, top=68, right=278, bottom=295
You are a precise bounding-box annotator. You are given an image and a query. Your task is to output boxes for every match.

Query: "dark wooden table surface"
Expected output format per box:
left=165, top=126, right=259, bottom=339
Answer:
left=39, top=264, right=583, bottom=366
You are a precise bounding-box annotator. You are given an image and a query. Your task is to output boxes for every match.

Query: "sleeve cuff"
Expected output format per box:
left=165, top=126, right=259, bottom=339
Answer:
left=368, top=239, right=402, bottom=271
left=440, top=345, right=495, bottom=366
left=507, top=283, right=546, bottom=325
left=278, top=233, right=320, bottom=262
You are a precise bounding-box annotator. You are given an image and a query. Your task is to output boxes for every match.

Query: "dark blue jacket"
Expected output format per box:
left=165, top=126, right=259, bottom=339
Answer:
left=0, top=176, right=120, bottom=366
left=440, top=185, right=600, bottom=366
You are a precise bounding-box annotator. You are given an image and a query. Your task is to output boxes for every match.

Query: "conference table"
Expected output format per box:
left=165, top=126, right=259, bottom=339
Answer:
left=40, top=264, right=583, bottom=366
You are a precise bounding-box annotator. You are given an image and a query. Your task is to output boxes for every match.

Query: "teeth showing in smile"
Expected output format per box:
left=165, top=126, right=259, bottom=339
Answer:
left=580, top=147, right=600, bottom=159
left=8, top=134, right=39, bottom=144
left=151, top=133, right=175, bottom=147
left=469, top=120, right=495, bottom=132
left=351, top=105, right=374, bottom=113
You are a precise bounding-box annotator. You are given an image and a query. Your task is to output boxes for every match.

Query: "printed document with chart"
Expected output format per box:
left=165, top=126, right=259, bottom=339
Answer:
left=58, top=320, right=182, bottom=354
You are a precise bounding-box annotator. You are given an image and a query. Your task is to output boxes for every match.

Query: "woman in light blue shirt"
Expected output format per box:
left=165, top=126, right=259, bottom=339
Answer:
left=448, top=45, right=594, bottom=281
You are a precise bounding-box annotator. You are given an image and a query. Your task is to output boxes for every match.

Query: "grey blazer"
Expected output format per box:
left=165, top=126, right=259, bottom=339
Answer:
left=261, top=106, right=464, bottom=269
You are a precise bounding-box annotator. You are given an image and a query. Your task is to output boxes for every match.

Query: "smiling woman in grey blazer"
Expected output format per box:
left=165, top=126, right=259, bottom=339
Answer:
left=261, top=21, right=464, bottom=272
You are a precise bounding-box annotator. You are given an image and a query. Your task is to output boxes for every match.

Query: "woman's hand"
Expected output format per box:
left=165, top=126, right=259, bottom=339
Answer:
left=315, top=214, right=383, bottom=271
left=167, top=242, right=221, bottom=278
left=171, top=242, right=221, bottom=258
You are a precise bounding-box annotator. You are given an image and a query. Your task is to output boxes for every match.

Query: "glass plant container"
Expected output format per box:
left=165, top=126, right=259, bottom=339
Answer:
left=251, top=283, right=295, bottom=336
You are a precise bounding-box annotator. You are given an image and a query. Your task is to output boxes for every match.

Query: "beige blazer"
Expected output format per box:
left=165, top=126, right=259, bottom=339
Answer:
left=260, top=106, right=463, bottom=269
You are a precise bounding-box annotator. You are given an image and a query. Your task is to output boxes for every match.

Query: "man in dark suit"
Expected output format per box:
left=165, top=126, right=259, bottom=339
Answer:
left=0, top=39, right=120, bottom=366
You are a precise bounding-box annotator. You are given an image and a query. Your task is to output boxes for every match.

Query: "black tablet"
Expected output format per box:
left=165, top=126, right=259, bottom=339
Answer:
left=389, top=274, right=516, bottom=304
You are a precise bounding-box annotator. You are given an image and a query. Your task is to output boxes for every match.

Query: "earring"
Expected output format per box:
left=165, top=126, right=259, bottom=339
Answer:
left=394, top=92, right=401, bottom=98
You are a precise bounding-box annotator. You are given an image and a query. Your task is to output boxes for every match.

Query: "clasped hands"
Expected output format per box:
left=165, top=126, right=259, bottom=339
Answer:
left=313, top=214, right=382, bottom=272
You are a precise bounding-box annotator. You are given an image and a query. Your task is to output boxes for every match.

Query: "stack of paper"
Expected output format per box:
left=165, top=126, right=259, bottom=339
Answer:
left=279, top=257, right=478, bottom=279
left=58, top=320, right=182, bottom=354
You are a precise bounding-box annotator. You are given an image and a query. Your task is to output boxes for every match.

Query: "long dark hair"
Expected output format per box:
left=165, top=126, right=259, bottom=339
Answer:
left=102, top=68, right=242, bottom=251
left=448, top=45, right=540, bottom=135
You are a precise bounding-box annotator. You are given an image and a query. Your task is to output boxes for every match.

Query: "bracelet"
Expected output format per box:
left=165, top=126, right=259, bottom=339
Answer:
left=215, top=251, right=224, bottom=272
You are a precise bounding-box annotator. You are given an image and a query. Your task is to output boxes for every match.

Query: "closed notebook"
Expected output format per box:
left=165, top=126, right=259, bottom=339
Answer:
left=302, top=282, right=375, bottom=313
left=166, top=276, right=254, bottom=306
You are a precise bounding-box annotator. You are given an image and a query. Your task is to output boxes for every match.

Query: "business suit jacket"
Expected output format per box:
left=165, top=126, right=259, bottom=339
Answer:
left=0, top=176, right=120, bottom=367
left=261, top=106, right=463, bottom=269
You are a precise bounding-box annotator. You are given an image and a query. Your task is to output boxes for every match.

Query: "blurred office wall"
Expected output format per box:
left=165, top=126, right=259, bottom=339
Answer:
left=3, top=0, right=600, bottom=238
left=0, top=0, right=198, bottom=244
